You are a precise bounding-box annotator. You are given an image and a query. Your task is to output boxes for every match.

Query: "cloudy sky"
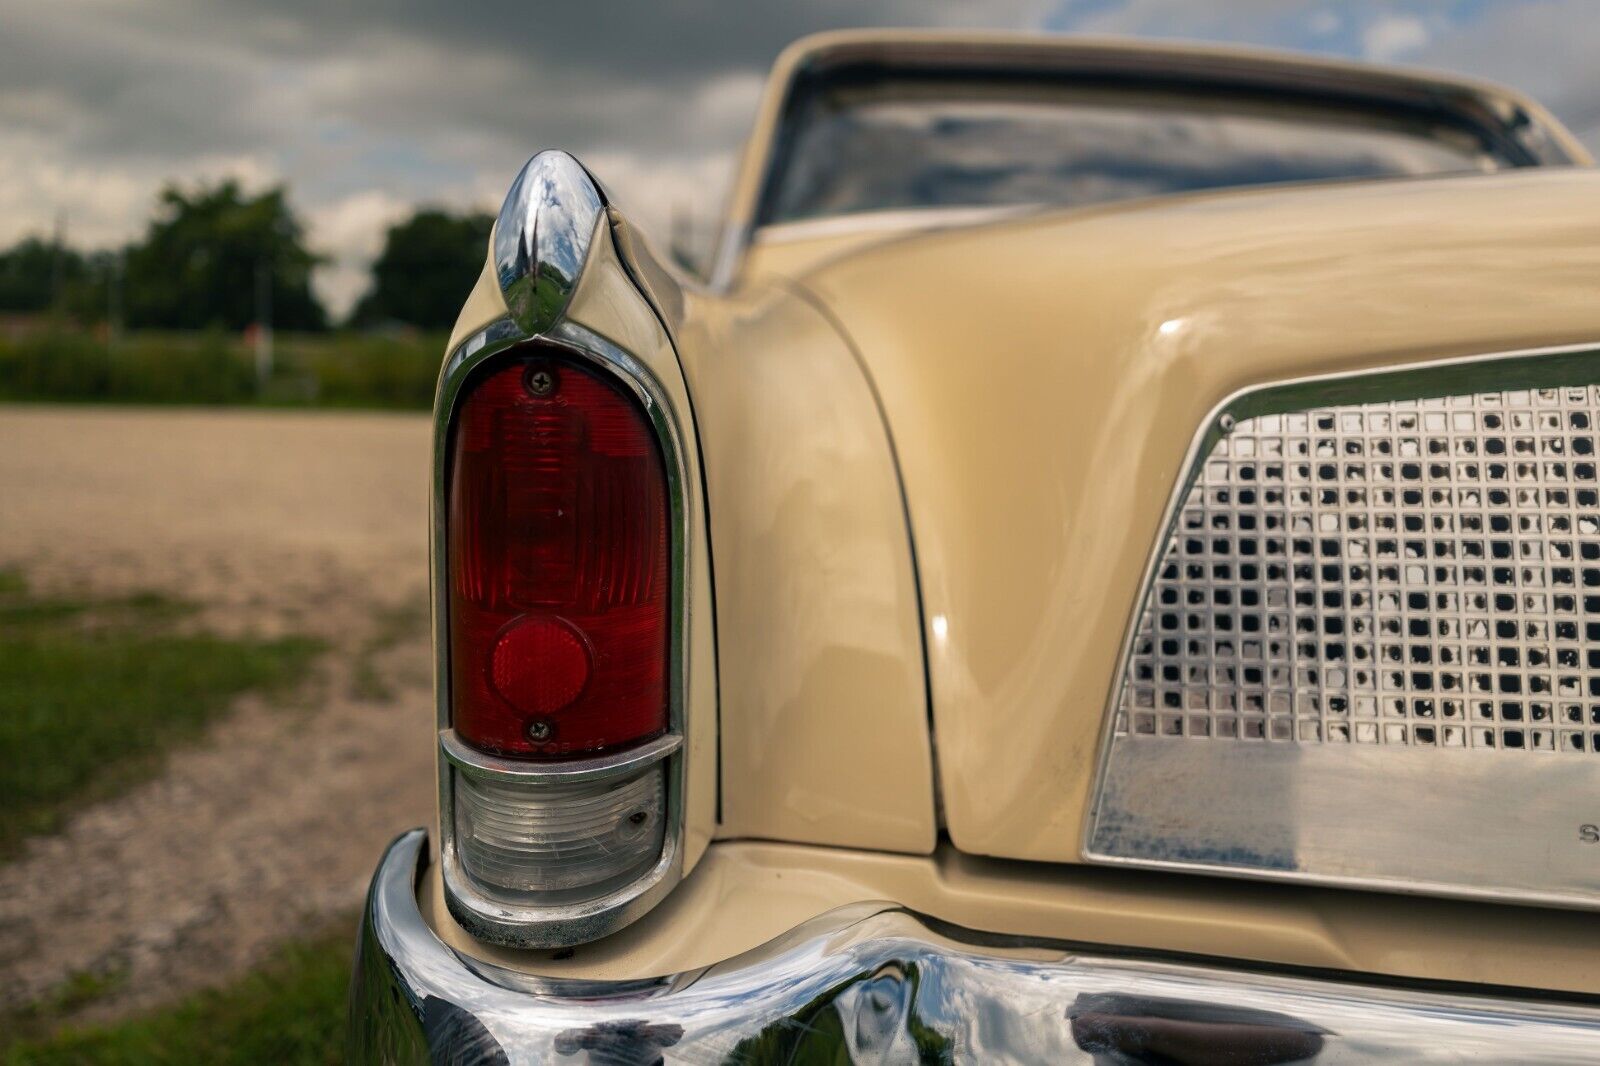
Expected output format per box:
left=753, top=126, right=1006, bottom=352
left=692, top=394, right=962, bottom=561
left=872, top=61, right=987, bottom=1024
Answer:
left=3, top=0, right=1598, bottom=317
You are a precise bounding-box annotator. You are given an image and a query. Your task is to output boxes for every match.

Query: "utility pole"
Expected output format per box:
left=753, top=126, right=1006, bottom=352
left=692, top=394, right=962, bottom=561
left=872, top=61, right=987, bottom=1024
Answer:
left=51, top=209, right=67, bottom=320
left=254, top=256, right=273, bottom=392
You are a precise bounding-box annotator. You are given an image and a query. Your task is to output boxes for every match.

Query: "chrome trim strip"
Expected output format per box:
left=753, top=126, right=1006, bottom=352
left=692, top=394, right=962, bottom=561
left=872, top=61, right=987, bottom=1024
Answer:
left=441, top=730, right=681, bottom=784
left=705, top=219, right=747, bottom=294
left=1085, top=341, right=1600, bottom=907
left=1094, top=740, right=1600, bottom=910
left=432, top=153, right=694, bottom=948
left=351, top=829, right=1600, bottom=1064
left=752, top=205, right=1032, bottom=246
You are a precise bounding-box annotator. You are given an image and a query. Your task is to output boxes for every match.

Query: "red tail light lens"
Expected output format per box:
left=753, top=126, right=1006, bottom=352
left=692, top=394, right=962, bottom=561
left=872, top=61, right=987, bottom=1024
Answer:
left=447, top=351, right=670, bottom=758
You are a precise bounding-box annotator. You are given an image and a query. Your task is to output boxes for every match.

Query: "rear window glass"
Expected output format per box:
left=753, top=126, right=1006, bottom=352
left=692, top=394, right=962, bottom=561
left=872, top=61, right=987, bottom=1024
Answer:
left=760, top=78, right=1522, bottom=226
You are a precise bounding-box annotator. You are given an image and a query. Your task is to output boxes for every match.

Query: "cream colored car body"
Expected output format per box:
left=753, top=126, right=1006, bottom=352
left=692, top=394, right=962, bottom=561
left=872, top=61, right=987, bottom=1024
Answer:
left=434, top=32, right=1600, bottom=994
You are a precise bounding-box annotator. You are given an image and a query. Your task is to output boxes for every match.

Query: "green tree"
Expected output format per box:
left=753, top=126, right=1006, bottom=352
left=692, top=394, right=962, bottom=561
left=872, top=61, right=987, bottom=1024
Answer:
left=0, top=238, right=86, bottom=314
left=123, top=181, right=326, bottom=331
left=352, top=208, right=491, bottom=329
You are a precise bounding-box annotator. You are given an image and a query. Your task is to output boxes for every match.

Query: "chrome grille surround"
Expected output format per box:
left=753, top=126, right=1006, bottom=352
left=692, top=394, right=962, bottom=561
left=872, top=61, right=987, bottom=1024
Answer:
left=1086, top=344, right=1600, bottom=908
left=1122, top=386, right=1600, bottom=754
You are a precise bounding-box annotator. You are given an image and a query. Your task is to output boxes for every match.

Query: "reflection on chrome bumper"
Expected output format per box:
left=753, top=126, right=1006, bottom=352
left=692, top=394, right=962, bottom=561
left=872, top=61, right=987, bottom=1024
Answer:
left=350, top=829, right=1600, bottom=1064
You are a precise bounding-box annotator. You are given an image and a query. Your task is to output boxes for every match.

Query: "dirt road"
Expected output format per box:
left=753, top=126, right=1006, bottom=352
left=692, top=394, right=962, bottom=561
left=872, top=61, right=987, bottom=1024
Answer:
left=0, top=404, right=437, bottom=1018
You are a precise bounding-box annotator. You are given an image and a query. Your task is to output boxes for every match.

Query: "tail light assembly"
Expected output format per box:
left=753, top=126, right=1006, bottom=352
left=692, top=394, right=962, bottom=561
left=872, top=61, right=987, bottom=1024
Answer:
left=436, top=342, right=687, bottom=947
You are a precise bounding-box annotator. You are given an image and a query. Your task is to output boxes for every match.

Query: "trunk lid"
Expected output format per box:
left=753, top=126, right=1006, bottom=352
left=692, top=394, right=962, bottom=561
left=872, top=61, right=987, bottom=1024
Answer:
left=795, top=169, right=1600, bottom=860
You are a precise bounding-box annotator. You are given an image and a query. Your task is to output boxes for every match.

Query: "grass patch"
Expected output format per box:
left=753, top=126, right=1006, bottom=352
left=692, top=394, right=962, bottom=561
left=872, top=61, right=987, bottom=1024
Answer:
left=4, top=966, right=130, bottom=1048
left=0, top=570, right=322, bottom=855
left=1, top=920, right=353, bottom=1065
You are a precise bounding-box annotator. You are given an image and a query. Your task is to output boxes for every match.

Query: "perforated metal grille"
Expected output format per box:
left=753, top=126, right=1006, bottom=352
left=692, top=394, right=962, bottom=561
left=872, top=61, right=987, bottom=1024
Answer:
left=1117, top=385, right=1600, bottom=753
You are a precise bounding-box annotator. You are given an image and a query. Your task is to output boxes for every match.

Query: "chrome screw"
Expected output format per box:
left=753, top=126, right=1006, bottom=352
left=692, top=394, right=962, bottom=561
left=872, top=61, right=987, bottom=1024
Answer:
left=525, top=367, right=556, bottom=397
left=526, top=719, right=553, bottom=742
left=1218, top=413, right=1236, bottom=432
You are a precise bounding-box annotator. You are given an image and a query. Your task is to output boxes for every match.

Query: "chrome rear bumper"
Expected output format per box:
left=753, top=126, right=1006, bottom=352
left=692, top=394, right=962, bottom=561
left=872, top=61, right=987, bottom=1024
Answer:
left=350, top=829, right=1600, bottom=1063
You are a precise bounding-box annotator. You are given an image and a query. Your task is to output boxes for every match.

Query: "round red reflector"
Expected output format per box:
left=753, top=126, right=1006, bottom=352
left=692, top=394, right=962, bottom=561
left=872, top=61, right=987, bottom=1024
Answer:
left=489, top=616, right=592, bottom=716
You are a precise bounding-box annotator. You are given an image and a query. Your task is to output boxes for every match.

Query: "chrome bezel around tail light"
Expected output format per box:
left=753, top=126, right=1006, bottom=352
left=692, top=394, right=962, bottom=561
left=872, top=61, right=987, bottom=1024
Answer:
left=1086, top=341, right=1600, bottom=910
left=432, top=151, right=692, bottom=948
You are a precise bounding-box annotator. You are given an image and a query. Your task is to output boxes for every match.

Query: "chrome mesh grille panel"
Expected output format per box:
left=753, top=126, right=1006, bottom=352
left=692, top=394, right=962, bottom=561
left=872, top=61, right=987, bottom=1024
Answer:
left=1117, top=385, right=1600, bottom=754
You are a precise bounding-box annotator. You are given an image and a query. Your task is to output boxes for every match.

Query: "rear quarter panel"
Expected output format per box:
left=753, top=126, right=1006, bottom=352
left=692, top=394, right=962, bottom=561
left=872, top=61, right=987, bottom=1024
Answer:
left=672, top=279, right=937, bottom=853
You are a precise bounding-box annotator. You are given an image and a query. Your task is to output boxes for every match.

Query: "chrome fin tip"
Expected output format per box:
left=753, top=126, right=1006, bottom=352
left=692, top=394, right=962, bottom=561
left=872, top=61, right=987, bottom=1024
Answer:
left=493, top=150, right=607, bottom=336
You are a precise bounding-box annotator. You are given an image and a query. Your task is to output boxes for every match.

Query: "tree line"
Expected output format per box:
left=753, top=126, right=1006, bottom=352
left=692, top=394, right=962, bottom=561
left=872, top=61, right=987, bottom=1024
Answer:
left=0, top=181, right=493, bottom=332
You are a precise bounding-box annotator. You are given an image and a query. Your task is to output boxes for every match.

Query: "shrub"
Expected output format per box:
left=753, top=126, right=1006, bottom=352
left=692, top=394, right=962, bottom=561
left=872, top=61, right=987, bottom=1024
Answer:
left=0, top=328, right=443, bottom=410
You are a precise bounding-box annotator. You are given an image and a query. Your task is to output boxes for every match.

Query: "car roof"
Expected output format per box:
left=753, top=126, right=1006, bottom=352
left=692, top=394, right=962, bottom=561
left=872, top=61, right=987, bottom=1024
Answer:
left=707, top=29, right=1588, bottom=289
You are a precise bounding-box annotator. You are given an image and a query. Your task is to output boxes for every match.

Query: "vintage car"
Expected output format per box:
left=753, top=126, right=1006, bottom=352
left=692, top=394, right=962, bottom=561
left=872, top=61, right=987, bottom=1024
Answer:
left=350, top=29, right=1600, bottom=1062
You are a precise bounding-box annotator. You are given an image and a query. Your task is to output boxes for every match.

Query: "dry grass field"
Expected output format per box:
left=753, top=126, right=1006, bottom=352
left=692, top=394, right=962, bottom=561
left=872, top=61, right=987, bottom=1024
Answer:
left=0, top=404, right=437, bottom=1039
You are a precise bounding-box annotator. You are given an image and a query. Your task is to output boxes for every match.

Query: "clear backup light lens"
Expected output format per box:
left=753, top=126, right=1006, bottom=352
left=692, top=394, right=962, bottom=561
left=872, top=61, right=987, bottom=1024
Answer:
left=453, top=764, right=666, bottom=905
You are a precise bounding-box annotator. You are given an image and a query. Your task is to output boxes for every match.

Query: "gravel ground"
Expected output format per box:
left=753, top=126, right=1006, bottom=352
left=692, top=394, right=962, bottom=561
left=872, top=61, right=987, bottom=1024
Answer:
left=0, top=404, right=437, bottom=1020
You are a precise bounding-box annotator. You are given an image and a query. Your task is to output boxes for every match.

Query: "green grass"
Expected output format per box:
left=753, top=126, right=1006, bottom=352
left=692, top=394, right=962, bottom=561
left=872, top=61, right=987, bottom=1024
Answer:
left=4, top=966, right=131, bottom=1048
left=1, top=921, right=354, bottom=1065
left=0, top=328, right=444, bottom=410
left=0, top=571, right=322, bottom=856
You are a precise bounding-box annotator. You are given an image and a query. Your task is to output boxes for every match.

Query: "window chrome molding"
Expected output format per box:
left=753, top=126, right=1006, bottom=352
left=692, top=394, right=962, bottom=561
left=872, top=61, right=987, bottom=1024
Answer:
left=752, top=205, right=1033, bottom=247
left=431, top=151, right=694, bottom=948
left=1084, top=340, right=1600, bottom=908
